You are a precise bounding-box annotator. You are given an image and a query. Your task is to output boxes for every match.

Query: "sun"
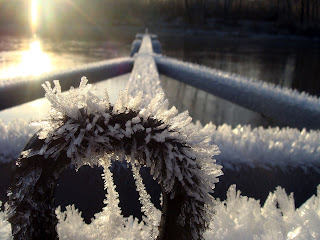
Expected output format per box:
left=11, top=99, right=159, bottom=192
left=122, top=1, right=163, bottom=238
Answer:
left=31, top=0, right=37, bottom=34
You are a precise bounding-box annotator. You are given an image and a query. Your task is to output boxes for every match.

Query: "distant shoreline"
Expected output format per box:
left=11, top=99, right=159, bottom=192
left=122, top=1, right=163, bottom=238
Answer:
left=0, top=18, right=319, bottom=40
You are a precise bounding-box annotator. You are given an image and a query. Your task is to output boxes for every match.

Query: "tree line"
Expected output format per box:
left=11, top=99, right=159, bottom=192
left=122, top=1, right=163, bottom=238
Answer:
left=0, top=0, right=318, bottom=35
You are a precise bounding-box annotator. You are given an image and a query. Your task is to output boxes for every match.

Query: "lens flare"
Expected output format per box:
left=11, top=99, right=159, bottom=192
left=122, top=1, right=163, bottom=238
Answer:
left=31, top=0, right=37, bottom=33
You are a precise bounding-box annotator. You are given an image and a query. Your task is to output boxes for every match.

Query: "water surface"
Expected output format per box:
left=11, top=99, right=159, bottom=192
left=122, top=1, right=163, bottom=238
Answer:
left=0, top=36, right=131, bottom=80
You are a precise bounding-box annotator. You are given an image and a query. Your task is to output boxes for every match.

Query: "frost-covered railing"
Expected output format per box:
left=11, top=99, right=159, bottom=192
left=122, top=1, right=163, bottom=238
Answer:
left=1, top=34, right=319, bottom=129
left=0, top=58, right=133, bottom=110
left=3, top=34, right=320, bottom=240
left=7, top=35, right=223, bottom=240
left=155, top=56, right=320, bottom=130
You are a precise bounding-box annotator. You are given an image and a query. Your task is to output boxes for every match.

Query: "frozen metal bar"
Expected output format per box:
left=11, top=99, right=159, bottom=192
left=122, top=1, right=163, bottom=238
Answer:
left=127, top=34, right=163, bottom=103
left=0, top=57, right=133, bottom=110
left=155, top=55, right=320, bottom=130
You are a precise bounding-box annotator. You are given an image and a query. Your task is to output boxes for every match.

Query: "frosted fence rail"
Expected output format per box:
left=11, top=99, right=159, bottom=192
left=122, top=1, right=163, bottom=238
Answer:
left=0, top=57, right=133, bottom=110
left=155, top=55, right=320, bottom=130
left=1, top=33, right=320, bottom=240
left=127, top=35, right=163, bottom=100
left=1, top=119, right=320, bottom=170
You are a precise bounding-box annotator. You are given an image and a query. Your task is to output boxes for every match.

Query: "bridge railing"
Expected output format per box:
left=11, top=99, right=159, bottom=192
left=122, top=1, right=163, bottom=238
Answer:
left=1, top=33, right=320, bottom=240
left=1, top=33, right=319, bottom=129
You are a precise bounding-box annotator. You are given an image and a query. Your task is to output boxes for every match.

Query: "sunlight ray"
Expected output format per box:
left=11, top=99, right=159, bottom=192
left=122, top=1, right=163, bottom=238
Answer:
left=31, top=0, right=37, bottom=34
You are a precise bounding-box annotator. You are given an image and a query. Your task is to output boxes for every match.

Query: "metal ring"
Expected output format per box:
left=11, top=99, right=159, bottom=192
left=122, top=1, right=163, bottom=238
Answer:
left=8, top=106, right=217, bottom=240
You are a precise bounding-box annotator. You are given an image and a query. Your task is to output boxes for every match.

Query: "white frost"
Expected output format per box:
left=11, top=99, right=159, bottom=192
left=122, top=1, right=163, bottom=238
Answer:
left=206, top=123, right=320, bottom=171
left=155, top=55, right=320, bottom=129
left=204, top=185, right=320, bottom=240
left=2, top=185, right=320, bottom=240
left=0, top=202, right=12, bottom=240
left=0, top=119, right=37, bottom=163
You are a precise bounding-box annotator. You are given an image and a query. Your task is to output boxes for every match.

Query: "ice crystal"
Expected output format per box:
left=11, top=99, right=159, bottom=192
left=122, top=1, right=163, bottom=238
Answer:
left=0, top=119, right=37, bottom=163
left=2, top=184, right=320, bottom=239
left=0, top=202, right=12, bottom=240
left=131, top=162, right=158, bottom=239
left=88, top=155, right=127, bottom=239
left=203, top=185, right=320, bottom=240
left=205, top=123, right=320, bottom=171
left=22, top=77, right=222, bottom=239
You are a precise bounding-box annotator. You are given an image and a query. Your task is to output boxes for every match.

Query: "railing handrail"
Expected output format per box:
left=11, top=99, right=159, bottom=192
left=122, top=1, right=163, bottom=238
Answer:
left=0, top=57, right=133, bottom=110
left=1, top=33, right=319, bottom=130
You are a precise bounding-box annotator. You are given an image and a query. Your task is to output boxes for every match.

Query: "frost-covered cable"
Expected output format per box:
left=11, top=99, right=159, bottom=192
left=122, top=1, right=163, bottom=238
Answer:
left=206, top=123, right=320, bottom=171
left=0, top=119, right=37, bottom=163
left=127, top=35, right=163, bottom=105
left=0, top=57, right=133, bottom=110
left=155, top=55, right=320, bottom=130
left=8, top=78, right=222, bottom=240
left=1, top=117, right=319, bottom=172
left=131, top=162, right=158, bottom=239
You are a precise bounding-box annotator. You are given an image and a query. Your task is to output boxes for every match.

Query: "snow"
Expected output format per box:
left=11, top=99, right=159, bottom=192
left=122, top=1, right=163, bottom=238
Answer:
left=155, top=55, right=320, bottom=129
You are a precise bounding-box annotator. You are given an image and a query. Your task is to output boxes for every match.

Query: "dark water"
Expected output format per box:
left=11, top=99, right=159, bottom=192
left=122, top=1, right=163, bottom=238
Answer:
left=159, top=34, right=320, bottom=127
left=160, top=74, right=275, bottom=127
left=0, top=35, right=131, bottom=79
left=160, top=34, right=320, bottom=95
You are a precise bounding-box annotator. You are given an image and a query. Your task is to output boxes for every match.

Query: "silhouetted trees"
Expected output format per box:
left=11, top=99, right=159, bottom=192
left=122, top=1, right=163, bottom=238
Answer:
left=0, top=0, right=319, bottom=35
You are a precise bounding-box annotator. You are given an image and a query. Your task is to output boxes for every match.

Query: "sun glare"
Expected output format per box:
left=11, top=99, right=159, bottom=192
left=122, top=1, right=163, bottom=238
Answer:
left=20, top=41, right=52, bottom=76
left=1, top=40, right=52, bottom=79
left=31, top=0, right=38, bottom=34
